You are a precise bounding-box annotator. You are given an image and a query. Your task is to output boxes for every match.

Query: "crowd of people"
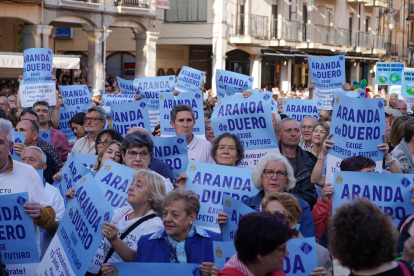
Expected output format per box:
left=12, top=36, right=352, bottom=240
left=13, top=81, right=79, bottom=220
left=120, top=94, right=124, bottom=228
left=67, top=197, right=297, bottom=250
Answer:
left=1, top=69, right=414, bottom=276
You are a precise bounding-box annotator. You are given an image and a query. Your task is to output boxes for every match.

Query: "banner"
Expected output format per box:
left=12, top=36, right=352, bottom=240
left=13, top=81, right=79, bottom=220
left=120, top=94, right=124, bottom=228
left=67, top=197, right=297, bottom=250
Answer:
left=152, top=135, right=188, bottom=179
left=53, top=150, right=91, bottom=206
left=325, top=95, right=385, bottom=184
left=283, top=238, right=318, bottom=276
left=216, top=69, right=254, bottom=99
left=59, top=85, right=91, bottom=111
left=135, top=75, right=175, bottom=131
left=102, top=94, right=135, bottom=107
left=376, top=62, right=404, bottom=85
left=78, top=154, right=98, bottom=170
left=213, top=241, right=236, bottom=270
left=283, top=99, right=322, bottom=123
left=94, top=160, right=135, bottom=210
left=106, top=263, right=201, bottom=276
left=312, top=87, right=341, bottom=110
left=110, top=100, right=151, bottom=136
left=175, top=66, right=205, bottom=93
left=211, top=93, right=279, bottom=168
left=308, top=55, right=345, bottom=90
left=333, top=90, right=366, bottom=99
left=401, top=70, right=414, bottom=97
left=185, top=162, right=259, bottom=230
left=39, top=130, right=51, bottom=144
left=20, top=48, right=56, bottom=107
left=59, top=106, right=80, bottom=145
left=332, top=171, right=414, bottom=225
left=221, top=195, right=255, bottom=242
left=10, top=131, right=26, bottom=161
left=116, top=76, right=135, bottom=94
left=37, top=174, right=114, bottom=276
left=159, top=91, right=205, bottom=137
left=404, top=96, right=414, bottom=113
left=0, top=193, right=40, bottom=276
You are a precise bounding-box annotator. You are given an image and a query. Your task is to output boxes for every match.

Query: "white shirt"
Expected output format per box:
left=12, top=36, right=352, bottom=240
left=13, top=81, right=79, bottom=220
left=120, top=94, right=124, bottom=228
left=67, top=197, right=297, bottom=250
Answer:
left=88, top=208, right=163, bottom=273
left=73, top=134, right=96, bottom=155
left=0, top=160, right=52, bottom=255
left=187, top=136, right=215, bottom=164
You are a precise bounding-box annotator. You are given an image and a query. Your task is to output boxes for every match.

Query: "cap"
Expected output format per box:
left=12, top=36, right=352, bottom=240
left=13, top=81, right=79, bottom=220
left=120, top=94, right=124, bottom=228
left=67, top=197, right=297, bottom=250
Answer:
left=384, top=106, right=403, bottom=117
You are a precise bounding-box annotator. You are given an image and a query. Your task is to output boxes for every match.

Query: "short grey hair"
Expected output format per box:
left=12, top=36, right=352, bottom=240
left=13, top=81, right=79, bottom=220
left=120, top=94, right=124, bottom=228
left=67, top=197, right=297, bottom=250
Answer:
left=8, top=95, right=16, bottom=100
left=0, top=96, right=9, bottom=105
left=0, top=118, right=14, bottom=143
left=251, top=154, right=296, bottom=191
left=23, top=146, right=47, bottom=165
left=390, top=93, right=399, bottom=98
left=277, top=117, right=299, bottom=135
left=394, top=100, right=407, bottom=107
left=86, top=106, right=106, bottom=120
left=300, top=116, right=317, bottom=125
left=205, top=118, right=211, bottom=127
left=170, top=104, right=195, bottom=122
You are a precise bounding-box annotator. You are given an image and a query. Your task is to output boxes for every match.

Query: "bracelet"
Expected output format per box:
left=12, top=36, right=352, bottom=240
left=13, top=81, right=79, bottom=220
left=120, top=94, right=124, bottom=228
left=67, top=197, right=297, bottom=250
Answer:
left=386, top=158, right=396, bottom=166
left=317, top=152, right=326, bottom=160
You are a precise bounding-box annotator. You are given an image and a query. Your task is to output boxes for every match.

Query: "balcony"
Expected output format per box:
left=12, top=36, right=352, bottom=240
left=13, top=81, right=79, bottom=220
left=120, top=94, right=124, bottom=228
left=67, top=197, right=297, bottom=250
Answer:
left=346, top=0, right=370, bottom=3
left=271, top=19, right=301, bottom=41
left=365, top=0, right=388, bottom=8
left=231, top=14, right=275, bottom=45
left=355, top=31, right=371, bottom=48
left=309, top=24, right=352, bottom=46
left=116, top=0, right=150, bottom=8
left=410, top=4, right=414, bottom=14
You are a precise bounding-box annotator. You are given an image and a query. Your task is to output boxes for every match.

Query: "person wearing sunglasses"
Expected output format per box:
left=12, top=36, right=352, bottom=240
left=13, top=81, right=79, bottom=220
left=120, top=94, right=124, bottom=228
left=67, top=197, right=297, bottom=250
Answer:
left=152, top=124, right=161, bottom=137
left=73, top=106, right=106, bottom=155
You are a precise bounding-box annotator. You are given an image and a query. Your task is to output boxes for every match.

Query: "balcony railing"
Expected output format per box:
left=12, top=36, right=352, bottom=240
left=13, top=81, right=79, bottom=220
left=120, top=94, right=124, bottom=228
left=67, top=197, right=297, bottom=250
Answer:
left=309, top=24, right=351, bottom=46
left=117, top=0, right=149, bottom=7
left=232, top=14, right=245, bottom=36
left=250, top=14, right=269, bottom=39
left=355, top=32, right=371, bottom=48
left=281, top=19, right=301, bottom=41
left=65, top=0, right=100, bottom=3
left=372, top=34, right=385, bottom=49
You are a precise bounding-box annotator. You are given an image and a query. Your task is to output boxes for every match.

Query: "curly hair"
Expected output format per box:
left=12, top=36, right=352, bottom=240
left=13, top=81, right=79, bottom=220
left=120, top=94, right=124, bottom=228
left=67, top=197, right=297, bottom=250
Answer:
left=329, top=197, right=398, bottom=270
left=210, top=132, right=245, bottom=166
left=260, top=192, right=302, bottom=227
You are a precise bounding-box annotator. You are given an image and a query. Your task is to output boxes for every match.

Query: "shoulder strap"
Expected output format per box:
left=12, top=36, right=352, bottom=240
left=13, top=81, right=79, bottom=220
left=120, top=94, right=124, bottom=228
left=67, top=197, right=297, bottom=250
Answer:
left=397, top=261, right=412, bottom=276
left=400, top=215, right=414, bottom=234
left=97, top=213, right=157, bottom=276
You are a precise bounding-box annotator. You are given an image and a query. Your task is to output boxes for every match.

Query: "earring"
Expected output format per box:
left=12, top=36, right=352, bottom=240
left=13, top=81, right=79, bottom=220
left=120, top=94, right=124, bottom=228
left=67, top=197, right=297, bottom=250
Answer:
left=190, top=221, right=193, bottom=225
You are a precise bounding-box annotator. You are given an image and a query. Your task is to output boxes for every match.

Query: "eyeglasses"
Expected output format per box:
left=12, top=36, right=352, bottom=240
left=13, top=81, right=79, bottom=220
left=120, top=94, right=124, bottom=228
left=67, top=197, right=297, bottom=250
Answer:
left=96, top=140, right=109, bottom=146
left=153, top=131, right=160, bottom=135
left=204, top=107, right=208, bottom=111
left=301, top=125, right=314, bottom=130
left=262, top=169, right=287, bottom=179
left=83, top=117, right=102, bottom=122
left=127, top=150, right=150, bottom=159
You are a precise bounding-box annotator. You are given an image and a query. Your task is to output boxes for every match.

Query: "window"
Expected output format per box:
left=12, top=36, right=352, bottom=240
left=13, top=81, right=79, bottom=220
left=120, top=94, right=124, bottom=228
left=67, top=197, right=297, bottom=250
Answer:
left=365, top=17, right=370, bottom=32
left=165, top=0, right=207, bottom=22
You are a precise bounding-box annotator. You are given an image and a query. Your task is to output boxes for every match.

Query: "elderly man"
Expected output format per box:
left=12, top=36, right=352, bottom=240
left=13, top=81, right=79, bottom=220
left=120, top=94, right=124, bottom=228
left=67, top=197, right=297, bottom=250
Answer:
left=74, top=106, right=106, bottom=154
left=14, top=119, right=59, bottom=184
left=0, top=118, right=56, bottom=254
left=0, top=96, right=9, bottom=113
left=33, top=101, right=70, bottom=162
left=20, top=146, right=65, bottom=258
left=207, top=96, right=216, bottom=108
left=276, top=117, right=318, bottom=208
left=8, top=94, right=17, bottom=107
left=385, top=106, right=403, bottom=126
left=389, top=93, right=399, bottom=108
left=299, top=116, right=317, bottom=151
left=394, top=99, right=408, bottom=115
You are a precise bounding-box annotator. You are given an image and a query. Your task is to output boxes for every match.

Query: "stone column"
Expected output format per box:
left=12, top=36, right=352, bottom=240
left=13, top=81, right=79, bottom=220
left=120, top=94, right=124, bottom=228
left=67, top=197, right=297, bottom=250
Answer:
left=244, top=0, right=251, bottom=36
left=134, top=31, right=159, bottom=78
left=21, top=25, right=53, bottom=50
left=84, top=29, right=111, bottom=90
left=280, top=60, right=292, bottom=92
left=249, top=55, right=262, bottom=89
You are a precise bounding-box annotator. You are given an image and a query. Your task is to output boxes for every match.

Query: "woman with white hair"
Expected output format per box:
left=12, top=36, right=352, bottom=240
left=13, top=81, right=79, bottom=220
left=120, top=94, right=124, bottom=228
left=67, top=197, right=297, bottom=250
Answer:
left=218, top=153, right=316, bottom=237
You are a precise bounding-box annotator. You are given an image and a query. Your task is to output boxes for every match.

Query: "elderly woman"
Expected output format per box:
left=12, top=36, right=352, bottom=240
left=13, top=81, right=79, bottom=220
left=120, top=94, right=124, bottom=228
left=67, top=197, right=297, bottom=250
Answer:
left=73, top=170, right=165, bottom=274
left=218, top=212, right=292, bottom=276
left=330, top=198, right=414, bottom=276
left=261, top=192, right=332, bottom=274
left=101, top=189, right=222, bottom=276
left=95, top=129, right=123, bottom=154
left=218, top=154, right=315, bottom=238
left=92, top=141, right=122, bottom=173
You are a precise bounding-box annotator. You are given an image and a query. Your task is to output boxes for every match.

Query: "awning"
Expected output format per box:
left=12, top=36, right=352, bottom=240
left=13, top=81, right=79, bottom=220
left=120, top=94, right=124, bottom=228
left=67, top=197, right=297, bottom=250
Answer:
left=261, top=50, right=294, bottom=62
left=0, top=52, right=80, bottom=69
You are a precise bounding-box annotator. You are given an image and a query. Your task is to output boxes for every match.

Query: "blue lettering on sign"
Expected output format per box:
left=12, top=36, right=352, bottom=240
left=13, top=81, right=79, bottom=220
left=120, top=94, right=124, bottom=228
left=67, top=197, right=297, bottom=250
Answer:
left=283, top=255, right=306, bottom=274
left=192, top=172, right=252, bottom=191
left=74, top=186, right=103, bottom=235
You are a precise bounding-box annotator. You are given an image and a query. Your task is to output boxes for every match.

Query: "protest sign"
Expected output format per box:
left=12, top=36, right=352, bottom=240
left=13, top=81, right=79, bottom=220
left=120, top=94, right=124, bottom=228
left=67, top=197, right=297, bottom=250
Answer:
left=211, top=93, right=279, bottom=168
left=20, top=48, right=56, bottom=107
left=116, top=76, right=135, bottom=94
left=10, top=131, right=26, bottom=161
left=135, top=75, right=175, bottom=131
left=332, top=171, right=414, bottom=225
left=39, top=130, right=51, bottom=144
left=0, top=192, right=40, bottom=275
left=78, top=154, right=98, bottom=170
left=175, top=66, right=205, bottom=93
left=53, top=150, right=91, bottom=206
left=59, top=106, right=80, bottom=145
left=332, top=90, right=366, bottom=99
left=185, top=162, right=259, bottom=230
left=110, top=100, right=151, bottom=136
left=94, top=160, right=135, bottom=210
left=401, top=70, right=414, bottom=97
left=106, top=263, right=201, bottom=276
left=221, top=195, right=255, bottom=242
left=283, top=99, right=322, bottom=123
left=283, top=238, right=318, bottom=276
left=213, top=241, right=236, bottom=270
left=325, top=95, right=385, bottom=184
left=376, top=62, right=404, bottom=85
left=390, top=85, right=403, bottom=98
left=308, top=55, right=345, bottom=90
left=404, top=96, right=414, bottom=113
left=216, top=69, right=254, bottom=99
left=59, top=85, right=91, bottom=110
left=152, top=135, right=188, bottom=179
left=37, top=174, right=114, bottom=276
left=159, top=90, right=205, bottom=137
left=312, top=87, right=341, bottom=110
left=101, top=94, right=135, bottom=107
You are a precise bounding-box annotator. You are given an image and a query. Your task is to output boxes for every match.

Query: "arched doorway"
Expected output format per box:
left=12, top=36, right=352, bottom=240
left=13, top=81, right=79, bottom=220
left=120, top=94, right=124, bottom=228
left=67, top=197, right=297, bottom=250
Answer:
left=106, top=52, right=136, bottom=80
left=225, top=49, right=250, bottom=76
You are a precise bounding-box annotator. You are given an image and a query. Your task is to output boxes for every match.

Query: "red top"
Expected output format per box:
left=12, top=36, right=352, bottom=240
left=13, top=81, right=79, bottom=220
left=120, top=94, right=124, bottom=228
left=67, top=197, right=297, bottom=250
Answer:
left=218, top=267, right=286, bottom=276
left=311, top=198, right=332, bottom=239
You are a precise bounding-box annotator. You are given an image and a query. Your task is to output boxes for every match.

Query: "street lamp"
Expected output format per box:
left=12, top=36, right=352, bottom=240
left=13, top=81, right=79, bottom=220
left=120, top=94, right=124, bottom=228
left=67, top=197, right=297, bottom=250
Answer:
left=306, top=0, right=314, bottom=12
left=389, top=16, right=395, bottom=30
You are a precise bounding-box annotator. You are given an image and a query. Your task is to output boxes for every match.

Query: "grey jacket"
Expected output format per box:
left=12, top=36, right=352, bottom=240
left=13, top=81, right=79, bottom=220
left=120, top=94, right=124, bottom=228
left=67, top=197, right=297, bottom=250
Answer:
left=387, top=139, right=414, bottom=173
